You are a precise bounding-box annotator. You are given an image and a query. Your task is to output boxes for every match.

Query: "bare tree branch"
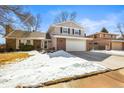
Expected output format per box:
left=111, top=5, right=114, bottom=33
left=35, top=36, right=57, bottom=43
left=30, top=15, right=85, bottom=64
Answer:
left=0, top=5, right=33, bottom=33
left=70, top=12, right=77, bottom=21
left=54, top=11, right=77, bottom=23
left=117, top=23, right=124, bottom=40
left=23, top=14, right=42, bottom=32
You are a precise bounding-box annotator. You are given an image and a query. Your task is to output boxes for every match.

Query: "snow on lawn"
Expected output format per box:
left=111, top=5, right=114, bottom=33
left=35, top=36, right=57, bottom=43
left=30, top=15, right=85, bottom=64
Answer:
left=92, top=50, right=124, bottom=56
left=0, top=50, right=107, bottom=88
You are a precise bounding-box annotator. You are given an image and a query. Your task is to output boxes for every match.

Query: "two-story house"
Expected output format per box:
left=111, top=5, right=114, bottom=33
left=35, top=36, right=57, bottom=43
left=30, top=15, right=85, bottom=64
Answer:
left=87, top=28, right=118, bottom=50
left=5, top=21, right=92, bottom=51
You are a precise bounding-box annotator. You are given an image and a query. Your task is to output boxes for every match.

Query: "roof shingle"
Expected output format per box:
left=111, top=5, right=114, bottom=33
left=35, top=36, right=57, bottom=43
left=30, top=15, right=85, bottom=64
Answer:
left=6, top=30, right=46, bottom=39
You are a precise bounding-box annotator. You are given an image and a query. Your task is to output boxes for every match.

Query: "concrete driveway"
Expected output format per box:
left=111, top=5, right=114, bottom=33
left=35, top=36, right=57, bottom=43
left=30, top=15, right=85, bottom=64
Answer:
left=69, top=51, right=124, bottom=70
left=69, top=51, right=111, bottom=62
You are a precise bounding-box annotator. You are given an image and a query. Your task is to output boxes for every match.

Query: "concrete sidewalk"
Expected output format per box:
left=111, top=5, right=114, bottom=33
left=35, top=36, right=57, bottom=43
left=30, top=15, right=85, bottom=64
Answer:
left=44, top=68, right=124, bottom=88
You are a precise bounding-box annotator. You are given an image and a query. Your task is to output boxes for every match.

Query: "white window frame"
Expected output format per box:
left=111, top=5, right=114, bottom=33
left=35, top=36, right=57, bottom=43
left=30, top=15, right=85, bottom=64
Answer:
left=62, top=27, right=68, bottom=34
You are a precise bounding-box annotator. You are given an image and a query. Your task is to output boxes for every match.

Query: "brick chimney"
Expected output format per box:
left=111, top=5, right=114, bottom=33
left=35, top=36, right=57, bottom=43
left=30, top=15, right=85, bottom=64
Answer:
left=5, top=25, right=13, bottom=35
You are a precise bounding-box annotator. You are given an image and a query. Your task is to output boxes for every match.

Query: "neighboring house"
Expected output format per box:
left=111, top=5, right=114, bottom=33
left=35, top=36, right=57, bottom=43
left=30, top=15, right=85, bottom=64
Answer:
left=5, top=21, right=92, bottom=51
left=87, top=28, right=118, bottom=50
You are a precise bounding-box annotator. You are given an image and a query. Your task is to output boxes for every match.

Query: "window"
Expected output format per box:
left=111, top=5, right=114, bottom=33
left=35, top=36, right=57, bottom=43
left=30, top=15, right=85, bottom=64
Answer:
left=44, top=41, right=47, bottom=49
left=26, top=40, right=31, bottom=45
left=72, top=29, right=74, bottom=34
left=19, top=40, right=21, bottom=44
left=62, top=28, right=68, bottom=33
left=94, top=35, right=97, bottom=38
left=74, top=29, right=80, bottom=35
left=60, top=27, right=62, bottom=33
left=68, top=28, right=70, bottom=34
left=79, top=30, right=81, bottom=35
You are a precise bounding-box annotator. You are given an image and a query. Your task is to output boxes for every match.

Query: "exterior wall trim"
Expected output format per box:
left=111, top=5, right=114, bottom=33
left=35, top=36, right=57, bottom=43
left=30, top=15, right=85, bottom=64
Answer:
left=52, top=35, right=93, bottom=40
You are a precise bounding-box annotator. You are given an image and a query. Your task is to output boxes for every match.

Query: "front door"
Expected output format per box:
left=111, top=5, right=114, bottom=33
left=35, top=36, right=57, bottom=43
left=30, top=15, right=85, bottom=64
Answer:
left=33, top=40, right=41, bottom=50
left=57, top=38, right=66, bottom=51
left=122, top=43, right=124, bottom=50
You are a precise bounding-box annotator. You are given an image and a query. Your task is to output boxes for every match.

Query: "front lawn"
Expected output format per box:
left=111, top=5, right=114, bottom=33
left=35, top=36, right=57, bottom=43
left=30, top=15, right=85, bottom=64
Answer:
left=0, top=52, right=30, bottom=65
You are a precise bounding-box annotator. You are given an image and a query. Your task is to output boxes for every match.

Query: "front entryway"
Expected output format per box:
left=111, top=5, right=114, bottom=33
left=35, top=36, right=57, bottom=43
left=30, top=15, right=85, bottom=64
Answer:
left=57, top=38, right=66, bottom=51
left=33, top=40, right=41, bottom=50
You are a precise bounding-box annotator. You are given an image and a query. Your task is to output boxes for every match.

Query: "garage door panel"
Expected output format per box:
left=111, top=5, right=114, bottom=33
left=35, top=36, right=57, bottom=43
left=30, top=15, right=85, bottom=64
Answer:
left=112, top=42, right=122, bottom=50
left=66, top=39, right=86, bottom=51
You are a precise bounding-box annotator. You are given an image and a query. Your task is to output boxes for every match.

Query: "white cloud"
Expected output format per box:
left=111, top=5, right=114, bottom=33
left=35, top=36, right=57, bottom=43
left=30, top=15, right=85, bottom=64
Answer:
left=80, top=11, right=124, bottom=35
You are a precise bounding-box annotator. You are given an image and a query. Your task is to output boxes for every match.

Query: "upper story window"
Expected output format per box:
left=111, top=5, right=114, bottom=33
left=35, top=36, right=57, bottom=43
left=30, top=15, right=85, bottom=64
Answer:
left=60, top=27, right=68, bottom=34
left=60, top=27, right=82, bottom=35
left=68, top=28, right=70, bottom=34
left=74, top=29, right=79, bottom=35
left=60, top=27, right=62, bottom=33
left=74, top=29, right=81, bottom=35
left=72, top=29, right=74, bottom=34
left=62, top=28, right=68, bottom=33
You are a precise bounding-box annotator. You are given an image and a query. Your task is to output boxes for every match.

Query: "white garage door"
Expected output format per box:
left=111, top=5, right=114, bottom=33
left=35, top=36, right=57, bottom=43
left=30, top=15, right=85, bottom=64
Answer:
left=66, top=39, right=86, bottom=51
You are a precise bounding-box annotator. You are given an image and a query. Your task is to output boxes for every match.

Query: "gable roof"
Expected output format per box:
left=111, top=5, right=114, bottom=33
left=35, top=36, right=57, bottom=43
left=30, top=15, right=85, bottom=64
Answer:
left=5, top=30, right=46, bottom=39
left=51, top=21, right=84, bottom=29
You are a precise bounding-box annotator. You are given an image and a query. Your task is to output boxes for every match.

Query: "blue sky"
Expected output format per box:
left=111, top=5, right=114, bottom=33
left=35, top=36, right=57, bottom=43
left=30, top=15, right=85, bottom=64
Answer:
left=1, top=5, right=124, bottom=43
left=25, top=5, right=124, bottom=32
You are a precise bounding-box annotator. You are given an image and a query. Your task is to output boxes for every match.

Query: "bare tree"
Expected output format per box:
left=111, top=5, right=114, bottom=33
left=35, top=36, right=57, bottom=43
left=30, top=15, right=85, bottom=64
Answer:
left=70, top=12, right=77, bottom=21
left=0, top=5, right=32, bottom=35
left=34, top=14, right=42, bottom=32
left=54, top=11, right=77, bottom=23
left=24, top=14, right=42, bottom=32
left=117, top=23, right=124, bottom=40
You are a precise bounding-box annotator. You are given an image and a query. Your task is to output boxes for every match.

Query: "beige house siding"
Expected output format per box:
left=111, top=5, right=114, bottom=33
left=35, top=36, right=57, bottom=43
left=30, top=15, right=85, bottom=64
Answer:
left=55, top=21, right=83, bottom=29
left=51, top=37, right=57, bottom=50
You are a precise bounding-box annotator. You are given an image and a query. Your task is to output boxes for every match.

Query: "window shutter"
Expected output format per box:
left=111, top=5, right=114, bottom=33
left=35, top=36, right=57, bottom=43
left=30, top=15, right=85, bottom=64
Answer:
left=60, top=27, right=62, bottom=33
left=79, top=30, right=81, bottom=35
left=68, top=28, right=70, bottom=34
left=72, top=29, right=74, bottom=34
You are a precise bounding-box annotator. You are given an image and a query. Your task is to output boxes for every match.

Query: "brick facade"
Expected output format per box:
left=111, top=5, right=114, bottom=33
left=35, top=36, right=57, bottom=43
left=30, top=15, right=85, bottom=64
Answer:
left=6, top=38, right=16, bottom=51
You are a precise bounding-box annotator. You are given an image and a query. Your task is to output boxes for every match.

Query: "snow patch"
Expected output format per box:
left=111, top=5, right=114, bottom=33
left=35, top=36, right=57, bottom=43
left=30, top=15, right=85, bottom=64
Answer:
left=0, top=50, right=107, bottom=88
